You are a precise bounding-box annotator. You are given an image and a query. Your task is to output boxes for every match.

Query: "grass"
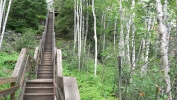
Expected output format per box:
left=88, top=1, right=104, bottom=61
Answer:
left=0, top=52, right=18, bottom=77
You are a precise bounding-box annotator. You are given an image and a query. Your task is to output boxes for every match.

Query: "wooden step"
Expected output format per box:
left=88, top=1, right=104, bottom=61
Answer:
left=26, top=79, right=53, bottom=87
left=24, top=93, right=53, bottom=100
left=42, top=58, right=52, bottom=60
left=38, top=64, right=53, bottom=66
left=41, top=62, right=53, bottom=65
left=42, top=61, right=53, bottom=64
left=37, top=75, right=53, bottom=79
left=43, top=52, right=52, bottom=54
left=38, top=69, right=53, bottom=73
left=25, top=87, right=53, bottom=93
left=44, top=50, right=52, bottom=52
left=38, top=66, right=53, bottom=69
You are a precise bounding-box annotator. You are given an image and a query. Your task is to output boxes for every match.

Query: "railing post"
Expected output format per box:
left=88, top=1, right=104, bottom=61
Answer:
left=10, top=82, right=15, bottom=100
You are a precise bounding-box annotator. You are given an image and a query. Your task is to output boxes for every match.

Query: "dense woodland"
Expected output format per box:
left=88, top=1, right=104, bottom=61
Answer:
left=0, top=0, right=177, bottom=100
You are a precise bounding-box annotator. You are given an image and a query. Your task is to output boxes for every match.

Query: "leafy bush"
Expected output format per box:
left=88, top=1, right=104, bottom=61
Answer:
left=0, top=52, right=18, bottom=77
left=15, top=28, right=38, bottom=51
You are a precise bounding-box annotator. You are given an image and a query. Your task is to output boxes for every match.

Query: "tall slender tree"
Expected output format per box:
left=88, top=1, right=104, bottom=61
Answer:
left=155, top=0, right=172, bottom=99
left=0, top=0, right=12, bottom=49
left=92, top=0, right=97, bottom=77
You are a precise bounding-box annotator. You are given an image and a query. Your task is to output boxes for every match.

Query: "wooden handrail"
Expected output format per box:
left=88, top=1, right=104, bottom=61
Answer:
left=57, top=49, right=62, bottom=77
left=0, top=47, right=40, bottom=99
left=11, top=48, right=27, bottom=79
left=0, top=85, right=20, bottom=98
left=0, top=77, right=16, bottom=85
left=26, top=49, right=38, bottom=64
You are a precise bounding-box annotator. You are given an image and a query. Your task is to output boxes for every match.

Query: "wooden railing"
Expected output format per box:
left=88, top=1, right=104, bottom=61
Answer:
left=0, top=48, right=39, bottom=100
left=0, top=12, right=49, bottom=100
left=54, top=49, right=80, bottom=100
left=0, top=11, right=81, bottom=100
left=50, top=10, right=80, bottom=100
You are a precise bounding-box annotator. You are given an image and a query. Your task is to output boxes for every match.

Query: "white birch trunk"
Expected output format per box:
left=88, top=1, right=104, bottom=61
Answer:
left=125, top=17, right=131, bottom=71
left=114, top=19, right=117, bottom=51
left=0, top=0, right=12, bottom=49
left=0, top=0, right=6, bottom=33
left=155, top=0, right=172, bottom=99
left=82, top=0, right=89, bottom=69
left=78, top=0, right=82, bottom=70
left=74, top=0, right=77, bottom=52
left=92, top=0, right=97, bottom=77
left=119, top=0, right=124, bottom=58
left=131, top=0, right=136, bottom=71
left=141, top=11, right=154, bottom=74
left=141, top=39, right=145, bottom=73
left=103, top=14, right=106, bottom=53
left=176, top=0, right=177, bottom=36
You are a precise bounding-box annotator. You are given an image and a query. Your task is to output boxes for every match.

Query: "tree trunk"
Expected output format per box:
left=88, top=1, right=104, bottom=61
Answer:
left=74, top=0, right=77, bottom=52
left=82, top=0, right=89, bottom=70
left=78, top=0, right=82, bottom=70
left=141, top=11, right=154, bottom=74
left=103, top=13, right=106, bottom=53
left=131, top=0, right=136, bottom=72
left=92, top=0, right=97, bottom=77
left=0, top=0, right=12, bottom=49
left=0, top=0, right=6, bottom=33
left=119, top=0, right=124, bottom=58
left=114, top=19, right=117, bottom=51
left=155, top=0, right=172, bottom=99
left=141, top=39, right=145, bottom=73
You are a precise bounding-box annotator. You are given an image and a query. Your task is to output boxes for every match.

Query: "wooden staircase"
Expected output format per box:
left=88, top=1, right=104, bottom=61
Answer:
left=0, top=11, right=80, bottom=100
left=23, top=12, right=54, bottom=100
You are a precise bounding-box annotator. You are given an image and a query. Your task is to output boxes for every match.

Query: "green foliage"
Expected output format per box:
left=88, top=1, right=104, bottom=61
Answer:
left=15, top=28, right=38, bottom=51
left=7, top=0, right=47, bottom=32
left=0, top=52, right=18, bottom=77
left=55, top=0, right=74, bottom=38
left=63, top=58, right=117, bottom=100
left=0, top=52, right=18, bottom=100
left=57, top=38, right=117, bottom=100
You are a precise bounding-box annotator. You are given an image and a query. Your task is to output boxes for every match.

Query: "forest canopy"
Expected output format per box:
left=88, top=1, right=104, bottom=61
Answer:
left=7, top=0, right=47, bottom=32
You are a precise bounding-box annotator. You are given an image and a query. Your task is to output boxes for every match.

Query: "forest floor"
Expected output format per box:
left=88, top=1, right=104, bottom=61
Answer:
left=56, top=37, right=118, bottom=100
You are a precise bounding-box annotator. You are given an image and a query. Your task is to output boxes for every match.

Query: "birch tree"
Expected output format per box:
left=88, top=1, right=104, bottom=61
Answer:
left=131, top=0, right=136, bottom=72
left=74, top=0, right=83, bottom=70
left=0, top=0, right=12, bottom=49
left=82, top=0, right=89, bottom=69
left=141, top=10, right=155, bottom=74
left=78, top=0, right=82, bottom=70
left=92, top=0, right=97, bottom=77
left=114, top=18, right=117, bottom=51
left=155, top=0, right=172, bottom=99
left=125, top=16, right=131, bottom=72
left=118, top=0, right=124, bottom=58
left=74, top=0, right=77, bottom=52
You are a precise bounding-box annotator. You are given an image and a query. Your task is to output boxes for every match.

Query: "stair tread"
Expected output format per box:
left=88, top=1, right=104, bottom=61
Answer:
left=38, top=75, right=53, bottom=76
left=26, top=79, right=53, bottom=82
left=39, top=64, right=53, bottom=65
left=38, top=69, right=53, bottom=70
left=25, top=87, right=53, bottom=88
left=24, top=93, right=53, bottom=95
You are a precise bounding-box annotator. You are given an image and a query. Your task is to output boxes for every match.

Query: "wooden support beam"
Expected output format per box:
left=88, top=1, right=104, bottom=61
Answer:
left=57, top=49, right=62, bottom=76
left=0, top=77, right=16, bottom=85
left=34, top=47, right=39, bottom=59
left=10, top=82, right=15, bottom=100
left=57, top=77, right=80, bottom=100
left=0, top=85, right=20, bottom=99
left=26, top=50, right=38, bottom=64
